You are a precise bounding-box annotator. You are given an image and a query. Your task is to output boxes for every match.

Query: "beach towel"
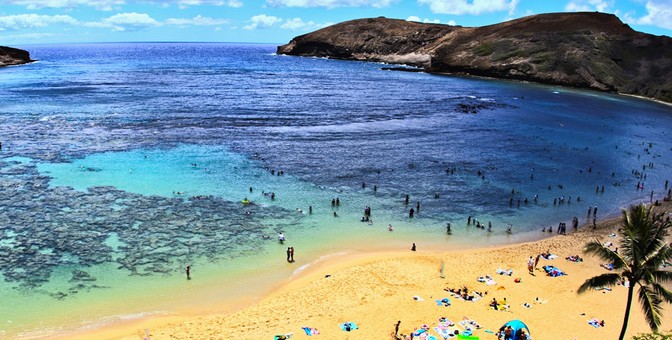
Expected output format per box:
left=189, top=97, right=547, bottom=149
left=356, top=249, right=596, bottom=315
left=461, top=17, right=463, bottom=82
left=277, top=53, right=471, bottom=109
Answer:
left=434, top=326, right=456, bottom=339
left=302, top=327, right=319, bottom=336
left=339, top=322, right=358, bottom=332
left=588, top=318, right=604, bottom=328
left=412, top=328, right=428, bottom=337
left=542, top=265, right=566, bottom=277
left=496, top=268, right=513, bottom=276
left=438, top=318, right=455, bottom=327
left=459, top=318, right=481, bottom=331
left=273, top=332, right=293, bottom=339
left=477, top=275, right=495, bottom=285
left=456, top=335, right=480, bottom=340
left=601, top=263, right=615, bottom=270
left=435, top=298, right=451, bottom=306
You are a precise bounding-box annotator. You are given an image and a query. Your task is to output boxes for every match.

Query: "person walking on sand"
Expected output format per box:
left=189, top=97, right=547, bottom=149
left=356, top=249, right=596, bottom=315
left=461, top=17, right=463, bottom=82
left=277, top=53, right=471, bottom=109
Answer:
left=527, top=256, right=535, bottom=274
left=411, top=243, right=416, bottom=251
left=394, top=320, right=401, bottom=338
left=186, top=265, right=191, bottom=280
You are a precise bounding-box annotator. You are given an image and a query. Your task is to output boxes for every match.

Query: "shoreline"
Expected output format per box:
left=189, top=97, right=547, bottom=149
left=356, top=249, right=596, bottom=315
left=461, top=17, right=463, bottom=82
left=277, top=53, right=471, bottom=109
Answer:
left=67, top=198, right=672, bottom=339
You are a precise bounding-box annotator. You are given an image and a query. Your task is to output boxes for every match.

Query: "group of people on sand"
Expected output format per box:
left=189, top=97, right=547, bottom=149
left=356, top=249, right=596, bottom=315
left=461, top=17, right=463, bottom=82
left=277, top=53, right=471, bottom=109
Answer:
left=444, top=286, right=485, bottom=301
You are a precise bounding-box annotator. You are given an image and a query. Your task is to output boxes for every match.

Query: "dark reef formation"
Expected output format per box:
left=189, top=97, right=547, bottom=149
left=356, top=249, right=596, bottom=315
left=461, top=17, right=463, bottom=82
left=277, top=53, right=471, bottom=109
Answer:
left=278, top=12, right=672, bottom=103
left=0, top=46, right=33, bottom=67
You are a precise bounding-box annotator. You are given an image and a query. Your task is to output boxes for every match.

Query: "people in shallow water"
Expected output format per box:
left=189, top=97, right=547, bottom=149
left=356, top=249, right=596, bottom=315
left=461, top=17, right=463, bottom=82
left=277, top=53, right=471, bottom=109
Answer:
left=278, top=233, right=285, bottom=243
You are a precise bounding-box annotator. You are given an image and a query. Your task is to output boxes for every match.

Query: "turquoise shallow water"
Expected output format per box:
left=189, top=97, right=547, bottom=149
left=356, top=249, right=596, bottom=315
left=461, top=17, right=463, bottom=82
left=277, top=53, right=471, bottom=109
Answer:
left=0, top=43, right=671, bottom=337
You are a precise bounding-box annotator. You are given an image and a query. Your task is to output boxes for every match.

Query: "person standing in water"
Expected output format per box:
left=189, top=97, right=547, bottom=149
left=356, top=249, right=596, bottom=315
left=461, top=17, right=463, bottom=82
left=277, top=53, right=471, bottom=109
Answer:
left=186, top=265, right=191, bottom=280
left=289, top=247, right=295, bottom=262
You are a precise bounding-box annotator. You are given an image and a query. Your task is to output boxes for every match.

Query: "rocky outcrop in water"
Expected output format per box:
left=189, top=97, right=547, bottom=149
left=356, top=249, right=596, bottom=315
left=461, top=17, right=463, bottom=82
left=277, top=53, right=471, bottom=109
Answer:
left=277, top=12, right=672, bottom=103
left=0, top=46, right=33, bottom=67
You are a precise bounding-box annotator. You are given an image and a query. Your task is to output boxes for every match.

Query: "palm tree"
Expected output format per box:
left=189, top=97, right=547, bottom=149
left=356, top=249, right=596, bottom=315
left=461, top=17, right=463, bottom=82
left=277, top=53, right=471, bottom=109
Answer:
left=578, top=203, right=672, bottom=340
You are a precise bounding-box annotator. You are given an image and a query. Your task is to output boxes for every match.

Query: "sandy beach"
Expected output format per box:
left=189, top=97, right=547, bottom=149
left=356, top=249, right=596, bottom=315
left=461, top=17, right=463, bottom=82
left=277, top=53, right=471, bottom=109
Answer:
left=68, top=200, right=672, bottom=340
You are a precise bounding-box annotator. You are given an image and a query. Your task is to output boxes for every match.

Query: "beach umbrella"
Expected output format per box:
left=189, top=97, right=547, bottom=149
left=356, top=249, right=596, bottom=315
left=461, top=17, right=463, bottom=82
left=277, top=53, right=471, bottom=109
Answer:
left=500, top=319, right=530, bottom=339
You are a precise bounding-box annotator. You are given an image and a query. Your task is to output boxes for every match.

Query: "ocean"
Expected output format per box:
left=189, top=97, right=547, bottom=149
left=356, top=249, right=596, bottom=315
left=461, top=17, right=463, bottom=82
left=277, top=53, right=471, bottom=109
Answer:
left=0, top=42, right=670, bottom=338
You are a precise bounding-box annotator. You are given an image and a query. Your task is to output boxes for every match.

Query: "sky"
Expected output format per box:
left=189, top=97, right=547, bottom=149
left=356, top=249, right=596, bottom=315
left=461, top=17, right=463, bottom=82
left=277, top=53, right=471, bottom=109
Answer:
left=0, top=0, right=670, bottom=45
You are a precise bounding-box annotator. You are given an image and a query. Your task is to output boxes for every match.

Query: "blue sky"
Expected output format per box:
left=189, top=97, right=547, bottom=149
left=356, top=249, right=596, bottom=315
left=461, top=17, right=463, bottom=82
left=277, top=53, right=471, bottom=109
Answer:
left=0, top=0, right=670, bottom=45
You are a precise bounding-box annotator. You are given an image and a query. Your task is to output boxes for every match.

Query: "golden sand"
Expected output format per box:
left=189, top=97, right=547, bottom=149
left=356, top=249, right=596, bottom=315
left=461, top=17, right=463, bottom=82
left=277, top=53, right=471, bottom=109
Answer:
left=71, top=201, right=672, bottom=339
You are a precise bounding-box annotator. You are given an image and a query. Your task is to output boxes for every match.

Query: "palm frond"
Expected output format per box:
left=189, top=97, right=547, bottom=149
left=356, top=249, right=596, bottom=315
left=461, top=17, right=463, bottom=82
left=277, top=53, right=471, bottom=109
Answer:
left=650, top=270, right=672, bottom=285
left=638, top=285, right=663, bottom=332
left=650, top=281, right=672, bottom=304
left=642, top=244, right=672, bottom=276
left=578, top=273, right=622, bottom=294
left=584, top=240, right=625, bottom=266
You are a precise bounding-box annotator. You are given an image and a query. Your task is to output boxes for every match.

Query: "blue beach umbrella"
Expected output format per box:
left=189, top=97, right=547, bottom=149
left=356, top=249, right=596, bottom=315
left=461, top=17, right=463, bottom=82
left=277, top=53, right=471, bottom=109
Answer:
left=500, top=319, right=530, bottom=339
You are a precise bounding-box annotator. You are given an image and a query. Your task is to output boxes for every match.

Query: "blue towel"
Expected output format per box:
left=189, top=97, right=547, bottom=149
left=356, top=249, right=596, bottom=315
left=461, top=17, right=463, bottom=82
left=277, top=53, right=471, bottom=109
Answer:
left=340, top=322, right=359, bottom=331
left=435, top=298, right=451, bottom=306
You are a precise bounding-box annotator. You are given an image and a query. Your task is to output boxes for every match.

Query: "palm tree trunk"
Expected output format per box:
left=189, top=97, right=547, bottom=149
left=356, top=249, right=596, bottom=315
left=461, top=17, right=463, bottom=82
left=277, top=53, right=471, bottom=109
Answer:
left=619, top=283, right=635, bottom=340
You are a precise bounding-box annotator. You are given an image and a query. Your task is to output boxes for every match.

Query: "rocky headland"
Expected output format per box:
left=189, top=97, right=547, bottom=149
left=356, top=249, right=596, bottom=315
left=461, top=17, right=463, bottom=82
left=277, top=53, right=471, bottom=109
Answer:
left=0, top=46, right=34, bottom=67
left=277, top=12, right=672, bottom=103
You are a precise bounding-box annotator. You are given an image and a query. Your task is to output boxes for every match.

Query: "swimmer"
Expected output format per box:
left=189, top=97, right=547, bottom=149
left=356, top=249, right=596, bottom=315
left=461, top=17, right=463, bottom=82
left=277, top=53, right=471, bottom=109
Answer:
left=388, top=224, right=394, bottom=231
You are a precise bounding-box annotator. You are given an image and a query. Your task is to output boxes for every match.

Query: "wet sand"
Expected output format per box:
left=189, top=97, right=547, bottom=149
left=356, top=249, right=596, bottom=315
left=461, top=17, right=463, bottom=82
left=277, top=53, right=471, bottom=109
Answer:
left=71, top=199, right=672, bottom=339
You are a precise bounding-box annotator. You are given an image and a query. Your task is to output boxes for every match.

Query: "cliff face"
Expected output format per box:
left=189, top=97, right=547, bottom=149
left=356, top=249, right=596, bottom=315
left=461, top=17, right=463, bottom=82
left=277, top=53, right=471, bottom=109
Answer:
left=0, top=46, right=33, bottom=67
left=278, top=13, right=672, bottom=103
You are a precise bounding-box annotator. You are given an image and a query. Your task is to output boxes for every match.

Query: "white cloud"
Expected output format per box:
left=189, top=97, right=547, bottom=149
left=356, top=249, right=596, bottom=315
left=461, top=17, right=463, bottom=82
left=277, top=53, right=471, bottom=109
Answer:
left=165, top=15, right=229, bottom=26
left=446, top=19, right=457, bottom=25
left=0, top=14, right=78, bottom=31
left=280, top=17, right=325, bottom=30
left=266, top=0, right=392, bottom=9
left=418, top=0, right=519, bottom=15
left=564, top=0, right=612, bottom=12
left=244, top=14, right=282, bottom=30
left=96, top=12, right=160, bottom=31
left=634, top=0, right=672, bottom=30
left=0, top=32, right=56, bottom=41
left=5, top=0, right=125, bottom=11
left=406, top=16, right=441, bottom=24
left=175, top=0, right=243, bottom=8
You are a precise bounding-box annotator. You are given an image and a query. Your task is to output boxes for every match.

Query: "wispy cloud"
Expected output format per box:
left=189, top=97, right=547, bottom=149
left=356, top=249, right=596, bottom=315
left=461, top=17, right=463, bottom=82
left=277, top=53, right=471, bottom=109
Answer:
left=5, top=0, right=125, bottom=11
left=280, top=17, right=327, bottom=30
left=0, top=14, right=78, bottom=30
left=406, top=16, right=441, bottom=24
left=564, top=0, right=612, bottom=12
left=0, top=12, right=233, bottom=32
left=173, top=0, right=244, bottom=8
left=242, top=14, right=329, bottom=31
left=417, top=0, right=519, bottom=15
left=91, top=12, right=160, bottom=31
left=630, top=0, right=672, bottom=30
left=165, top=15, right=229, bottom=26
left=243, top=14, right=282, bottom=30
left=266, top=0, right=393, bottom=9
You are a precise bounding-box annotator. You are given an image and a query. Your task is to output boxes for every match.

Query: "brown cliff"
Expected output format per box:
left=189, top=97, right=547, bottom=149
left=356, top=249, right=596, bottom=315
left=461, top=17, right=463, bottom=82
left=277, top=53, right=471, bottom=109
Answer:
left=0, top=46, right=34, bottom=67
left=278, top=12, right=672, bottom=103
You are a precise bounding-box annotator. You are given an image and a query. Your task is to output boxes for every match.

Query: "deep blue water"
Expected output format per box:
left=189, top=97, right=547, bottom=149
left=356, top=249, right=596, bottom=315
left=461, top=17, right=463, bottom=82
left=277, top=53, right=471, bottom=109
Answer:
left=0, top=42, right=671, bottom=337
